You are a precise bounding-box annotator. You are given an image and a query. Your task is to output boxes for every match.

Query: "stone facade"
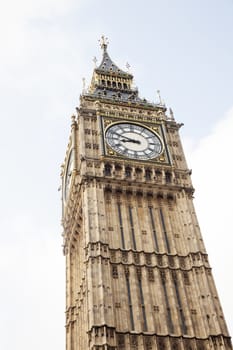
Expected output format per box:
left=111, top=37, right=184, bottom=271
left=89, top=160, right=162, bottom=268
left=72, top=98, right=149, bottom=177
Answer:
left=61, top=40, right=232, bottom=350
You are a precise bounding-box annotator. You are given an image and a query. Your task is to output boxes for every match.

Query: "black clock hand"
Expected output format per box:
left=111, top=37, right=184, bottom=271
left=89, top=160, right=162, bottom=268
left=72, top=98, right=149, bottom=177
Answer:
left=121, top=139, right=141, bottom=144
left=113, top=132, right=141, bottom=144
left=115, top=134, right=133, bottom=141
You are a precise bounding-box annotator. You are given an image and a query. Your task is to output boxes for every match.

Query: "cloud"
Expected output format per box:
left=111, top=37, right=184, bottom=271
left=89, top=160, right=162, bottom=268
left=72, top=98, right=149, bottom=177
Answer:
left=0, top=0, right=82, bottom=64
left=0, top=212, right=65, bottom=350
left=183, top=107, right=233, bottom=335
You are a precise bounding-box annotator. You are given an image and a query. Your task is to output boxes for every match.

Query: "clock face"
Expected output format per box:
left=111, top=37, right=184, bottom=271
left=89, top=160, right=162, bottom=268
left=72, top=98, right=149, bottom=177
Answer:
left=64, top=150, right=74, bottom=201
left=105, top=122, right=163, bottom=160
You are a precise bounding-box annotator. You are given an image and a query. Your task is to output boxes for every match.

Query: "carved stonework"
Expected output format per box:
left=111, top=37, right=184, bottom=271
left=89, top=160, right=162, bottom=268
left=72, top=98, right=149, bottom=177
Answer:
left=61, top=42, right=232, bottom=350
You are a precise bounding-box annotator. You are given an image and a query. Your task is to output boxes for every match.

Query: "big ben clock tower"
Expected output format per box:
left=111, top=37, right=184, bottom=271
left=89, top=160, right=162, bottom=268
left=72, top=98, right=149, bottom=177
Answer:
left=61, top=37, right=232, bottom=350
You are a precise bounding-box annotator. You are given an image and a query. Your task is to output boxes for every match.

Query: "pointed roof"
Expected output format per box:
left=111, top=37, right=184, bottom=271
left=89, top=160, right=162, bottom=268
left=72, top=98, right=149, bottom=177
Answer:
left=83, top=37, right=165, bottom=110
left=95, top=40, right=133, bottom=78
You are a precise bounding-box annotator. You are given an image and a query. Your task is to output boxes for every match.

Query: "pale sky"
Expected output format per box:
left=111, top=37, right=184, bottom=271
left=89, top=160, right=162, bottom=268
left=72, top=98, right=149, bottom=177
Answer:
left=0, top=1, right=232, bottom=349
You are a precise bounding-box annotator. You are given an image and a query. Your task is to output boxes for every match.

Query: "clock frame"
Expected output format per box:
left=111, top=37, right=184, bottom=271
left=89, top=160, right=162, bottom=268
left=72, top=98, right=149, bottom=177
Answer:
left=102, top=117, right=170, bottom=164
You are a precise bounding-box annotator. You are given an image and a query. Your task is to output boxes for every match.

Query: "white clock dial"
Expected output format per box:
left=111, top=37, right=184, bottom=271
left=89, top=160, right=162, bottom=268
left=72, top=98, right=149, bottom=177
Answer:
left=105, top=122, right=163, bottom=160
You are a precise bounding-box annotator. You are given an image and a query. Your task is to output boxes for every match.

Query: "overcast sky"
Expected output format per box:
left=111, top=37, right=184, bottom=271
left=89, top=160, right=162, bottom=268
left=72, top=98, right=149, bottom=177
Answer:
left=0, top=1, right=232, bottom=349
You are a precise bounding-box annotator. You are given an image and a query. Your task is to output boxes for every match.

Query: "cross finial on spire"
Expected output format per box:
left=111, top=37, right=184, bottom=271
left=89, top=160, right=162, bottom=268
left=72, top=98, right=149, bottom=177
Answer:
left=99, top=35, right=109, bottom=51
left=126, top=62, right=131, bottom=72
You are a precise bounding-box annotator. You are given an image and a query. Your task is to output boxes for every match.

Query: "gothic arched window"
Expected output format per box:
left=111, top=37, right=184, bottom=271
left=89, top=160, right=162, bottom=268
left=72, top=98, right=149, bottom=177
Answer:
left=125, top=167, right=132, bottom=178
left=104, top=164, right=111, bottom=176
left=165, top=172, right=172, bottom=183
left=145, top=169, right=152, bottom=180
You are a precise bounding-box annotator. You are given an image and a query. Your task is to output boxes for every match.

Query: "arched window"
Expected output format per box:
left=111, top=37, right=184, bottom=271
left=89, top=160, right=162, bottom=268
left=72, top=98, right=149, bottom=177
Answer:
left=125, top=167, right=132, bottom=178
left=115, top=164, right=122, bottom=177
left=155, top=170, right=162, bottom=181
left=104, top=164, right=111, bottom=176
left=135, top=167, right=142, bottom=179
left=165, top=172, right=172, bottom=183
left=145, top=169, right=152, bottom=180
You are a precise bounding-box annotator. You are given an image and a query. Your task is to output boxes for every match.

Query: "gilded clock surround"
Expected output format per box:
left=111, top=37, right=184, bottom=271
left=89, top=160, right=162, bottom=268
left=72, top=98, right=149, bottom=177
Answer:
left=61, top=39, right=232, bottom=350
left=102, top=117, right=169, bottom=164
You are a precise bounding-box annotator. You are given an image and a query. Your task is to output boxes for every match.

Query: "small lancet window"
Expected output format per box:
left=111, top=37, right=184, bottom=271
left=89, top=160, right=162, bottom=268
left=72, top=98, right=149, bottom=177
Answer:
left=155, top=170, right=162, bottom=181
left=107, top=80, right=111, bottom=87
left=125, top=167, right=132, bottom=177
left=112, top=81, right=116, bottom=88
left=115, top=164, right=122, bottom=176
left=104, top=164, right=111, bottom=176
left=101, top=79, right=106, bottom=86
left=135, top=167, right=142, bottom=179
left=145, top=169, right=152, bottom=180
left=118, top=82, right=122, bottom=89
left=165, top=172, right=172, bottom=183
left=123, top=83, right=127, bottom=89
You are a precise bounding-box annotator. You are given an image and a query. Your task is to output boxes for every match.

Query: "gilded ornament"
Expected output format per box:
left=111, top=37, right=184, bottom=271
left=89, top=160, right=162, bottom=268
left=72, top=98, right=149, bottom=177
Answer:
left=159, top=153, right=165, bottom=162
left=104, top=119, right=113, bottom=127
left=151, top=126, right=159, bottom=132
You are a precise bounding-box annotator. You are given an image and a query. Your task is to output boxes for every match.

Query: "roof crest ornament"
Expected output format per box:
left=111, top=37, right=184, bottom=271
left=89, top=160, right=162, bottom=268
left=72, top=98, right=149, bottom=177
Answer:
left=157, top=89, right=165, bottom=106
left=169, top=108, right=175, bottom=120
left=157, top=90, right=163, bottom=105
left=99, top=35, right=109, bottom=51
left=82, top=77, right=86, bottom=94
left=93, top=56, right=97, bottom=68
left=126, top=62, right=131, bottom=72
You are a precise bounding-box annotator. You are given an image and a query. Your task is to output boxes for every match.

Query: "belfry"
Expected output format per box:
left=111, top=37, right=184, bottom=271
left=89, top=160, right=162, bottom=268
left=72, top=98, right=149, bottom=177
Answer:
left=61, top=38, right=232, bottom=350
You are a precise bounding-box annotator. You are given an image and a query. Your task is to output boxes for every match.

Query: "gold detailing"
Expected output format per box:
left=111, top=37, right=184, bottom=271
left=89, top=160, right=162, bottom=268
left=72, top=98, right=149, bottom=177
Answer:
left=106, top=145, right=116, bottom=155
left=100, top=109, right=165, bottom=123
left=102, top=118, right=168, bottom=164
left=159, top=152, right=166, bottom=162
left=103, top=119, right=113, bottom=128
left=151, top=126, right=159, bottom=133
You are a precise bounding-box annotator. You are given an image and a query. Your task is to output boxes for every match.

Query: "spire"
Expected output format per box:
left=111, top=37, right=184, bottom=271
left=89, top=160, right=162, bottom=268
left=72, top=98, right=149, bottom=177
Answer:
left=95, top=36, right=132, bottom=78
left=84, top=37, right=166, bottom=110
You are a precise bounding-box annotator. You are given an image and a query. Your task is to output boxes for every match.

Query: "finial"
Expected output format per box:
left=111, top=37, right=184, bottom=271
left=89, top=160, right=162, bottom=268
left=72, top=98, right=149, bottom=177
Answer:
left=169, top=108, right=175, bottom=120
left=157, top=90, right=163, bottom=105
left=82, top=77, right=86, bottom=93
left=99, top=35, right=109, bottom=51
left=93, top=56, right=97, bottom=67
left=126, top=62, right=131, bottom=72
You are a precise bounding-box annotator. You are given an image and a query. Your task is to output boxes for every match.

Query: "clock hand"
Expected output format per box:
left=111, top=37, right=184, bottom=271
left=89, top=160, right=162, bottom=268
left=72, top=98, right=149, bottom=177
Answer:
left=113, top=132, right=141, bottom=144
left=113, top=132, right=125, bottom=138
left=121, top=139, right=141, bottom=144
left=115, top=134, right=133, bottom=141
